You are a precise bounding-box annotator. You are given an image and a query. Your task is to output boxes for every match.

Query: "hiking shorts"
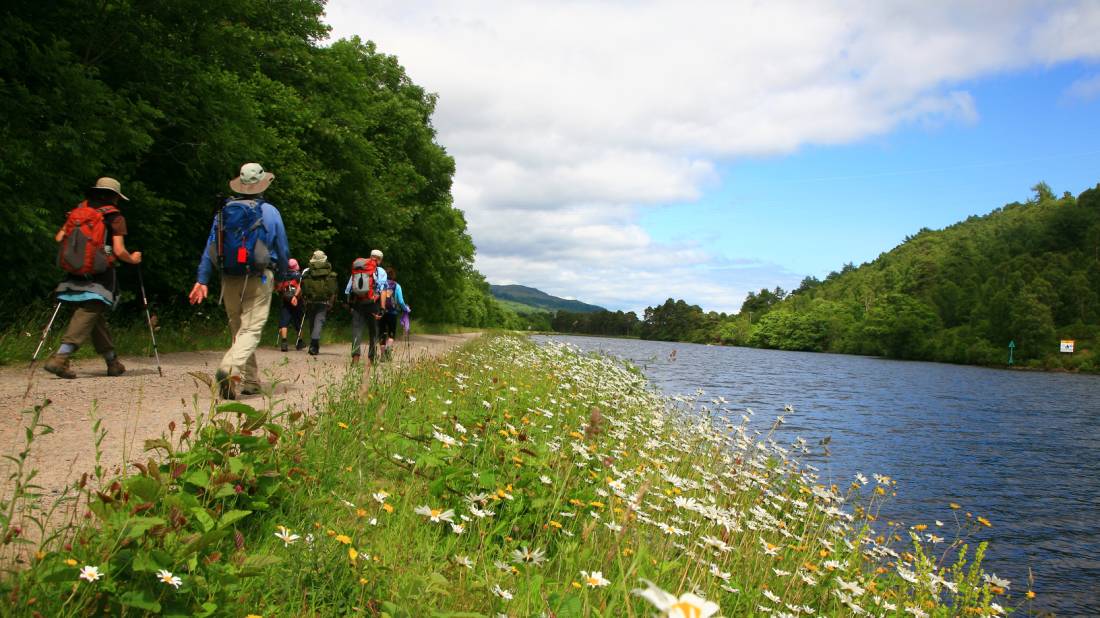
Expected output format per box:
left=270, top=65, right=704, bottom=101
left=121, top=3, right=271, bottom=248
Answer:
left=279, top=302, right=304, bottom=328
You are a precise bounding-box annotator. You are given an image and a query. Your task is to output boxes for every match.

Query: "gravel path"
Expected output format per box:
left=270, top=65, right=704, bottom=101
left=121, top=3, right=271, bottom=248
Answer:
left=0, top=333, right=479, bottom=511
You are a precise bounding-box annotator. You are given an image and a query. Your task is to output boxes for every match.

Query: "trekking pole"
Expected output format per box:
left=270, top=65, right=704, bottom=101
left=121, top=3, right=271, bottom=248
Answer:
left=30, top=301, right=63, bottom=365
left=295, top=306, right=308, bottom=348
left=137, top=265, right=164, bottom=377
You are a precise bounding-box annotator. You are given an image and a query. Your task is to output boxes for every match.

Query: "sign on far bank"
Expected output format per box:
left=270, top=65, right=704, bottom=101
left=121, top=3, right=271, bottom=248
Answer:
left=1060, top=340, right=1075, bottom=353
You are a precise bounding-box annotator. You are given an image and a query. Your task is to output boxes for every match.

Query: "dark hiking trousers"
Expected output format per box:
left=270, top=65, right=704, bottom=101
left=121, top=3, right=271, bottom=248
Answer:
left=60, top=300, right=114, bottom=354
left=350, top=302, right=380, bottom=361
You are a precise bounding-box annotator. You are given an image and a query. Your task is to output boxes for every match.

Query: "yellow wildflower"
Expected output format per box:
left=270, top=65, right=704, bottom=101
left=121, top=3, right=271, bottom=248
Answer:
left=348, top=547, right=358, bottom=563
left=64, top=558, right=78, bottom=566
left=335, top=534, right=352, bottom=545
left=977, top=516, right=992, bottom=527
left=337, top=422, right=349, bottom=429
left=382, top=503, right=394, bottom=513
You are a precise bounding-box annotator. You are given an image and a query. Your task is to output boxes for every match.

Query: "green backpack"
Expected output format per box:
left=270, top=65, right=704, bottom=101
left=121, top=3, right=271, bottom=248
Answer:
left=301, top=262, right=337, bottom=302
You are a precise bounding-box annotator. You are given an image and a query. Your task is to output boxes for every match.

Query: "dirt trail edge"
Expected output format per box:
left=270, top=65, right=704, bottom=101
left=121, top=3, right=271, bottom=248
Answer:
left=1, top=333, right=480, bottom=503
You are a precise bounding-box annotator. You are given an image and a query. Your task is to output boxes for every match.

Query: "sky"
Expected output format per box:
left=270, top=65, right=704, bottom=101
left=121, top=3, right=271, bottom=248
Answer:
left=324, top=1, right=1100, bottom=314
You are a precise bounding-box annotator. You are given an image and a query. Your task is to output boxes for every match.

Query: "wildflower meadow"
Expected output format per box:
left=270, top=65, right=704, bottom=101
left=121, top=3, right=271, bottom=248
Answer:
left=1, top=335, right=1032, bottom=616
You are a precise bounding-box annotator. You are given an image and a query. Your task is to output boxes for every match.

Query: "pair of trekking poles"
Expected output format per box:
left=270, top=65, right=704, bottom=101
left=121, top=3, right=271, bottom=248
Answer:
left=31, top=266, right=163, bottom=377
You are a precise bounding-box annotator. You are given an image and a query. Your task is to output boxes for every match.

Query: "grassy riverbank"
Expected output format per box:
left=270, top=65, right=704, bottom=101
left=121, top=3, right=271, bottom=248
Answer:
left=2, top=335, right=1031, bottom=616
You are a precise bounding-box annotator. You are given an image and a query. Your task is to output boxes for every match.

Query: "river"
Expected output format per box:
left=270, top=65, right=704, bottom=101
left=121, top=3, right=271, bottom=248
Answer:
left=535, top=335, right=1100, bottom=616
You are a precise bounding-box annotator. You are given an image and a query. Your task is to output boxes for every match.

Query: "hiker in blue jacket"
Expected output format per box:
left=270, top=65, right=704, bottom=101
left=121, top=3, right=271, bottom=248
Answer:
left=189, top=162, right=290, bottom=399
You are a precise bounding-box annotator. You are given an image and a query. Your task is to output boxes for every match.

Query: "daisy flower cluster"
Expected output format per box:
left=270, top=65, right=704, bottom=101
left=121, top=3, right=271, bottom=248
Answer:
left=248, top=335, right=1018, bottom=615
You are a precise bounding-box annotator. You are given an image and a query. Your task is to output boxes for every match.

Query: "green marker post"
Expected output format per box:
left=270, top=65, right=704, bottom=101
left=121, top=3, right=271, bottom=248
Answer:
left=1008, top=340, right=1016, bottom=366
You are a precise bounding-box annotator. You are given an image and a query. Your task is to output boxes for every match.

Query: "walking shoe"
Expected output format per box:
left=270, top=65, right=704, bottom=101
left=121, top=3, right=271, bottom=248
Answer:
left=44, top=354, right=76, bottom=379
left=308, top=339, right=319, bottom=356
left=240, top=382, right=262, bottom=396
left=214, top=369, right=237, bottom=400
left=280, top=338, right=288, bottom=352
left=295, top=338, right=306, bottom=351
left=106, top=358, right=126, bottom=377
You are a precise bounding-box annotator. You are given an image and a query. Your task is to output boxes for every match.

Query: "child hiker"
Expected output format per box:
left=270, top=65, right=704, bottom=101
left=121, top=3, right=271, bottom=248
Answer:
left=276, top=258, right=303, bottom=352
left=44, top=177, right=142, bottom=379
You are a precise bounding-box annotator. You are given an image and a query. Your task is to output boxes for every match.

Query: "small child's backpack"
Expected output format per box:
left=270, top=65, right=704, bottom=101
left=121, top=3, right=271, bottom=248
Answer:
left=276, top=277, right=300, bottom=303
left=349, top=257, right=378, bottom=302
left=58, top=201, right=118, bottom=275
left=210, top=199, right=270, bottom=276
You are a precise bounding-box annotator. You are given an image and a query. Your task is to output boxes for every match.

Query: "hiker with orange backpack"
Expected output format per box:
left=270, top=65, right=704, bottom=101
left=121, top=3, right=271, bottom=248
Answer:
left=345, top=249, right=387, bottom=363
left=44, top=178, right=142, bottom=379
left=188, top=163, right=291, bottom=400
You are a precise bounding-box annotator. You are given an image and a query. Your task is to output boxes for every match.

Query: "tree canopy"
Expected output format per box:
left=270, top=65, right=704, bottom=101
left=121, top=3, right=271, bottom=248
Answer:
left=2, top=0, right=502, bottom=324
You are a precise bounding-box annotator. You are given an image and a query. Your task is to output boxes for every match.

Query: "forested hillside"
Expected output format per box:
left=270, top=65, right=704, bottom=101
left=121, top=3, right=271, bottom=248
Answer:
left=490, top=284, right=606, bottom=313
left=2, top=1, right=504, bottom=326
left=739, top=183, right=1100, bottom=368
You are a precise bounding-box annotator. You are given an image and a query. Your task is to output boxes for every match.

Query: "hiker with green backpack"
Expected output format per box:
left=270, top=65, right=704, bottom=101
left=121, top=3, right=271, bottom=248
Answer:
left=44, top=177, right=143, bottom=379
left=188, top=163, right=291, bottom=400
left=299, top=249, right=338, bottom=355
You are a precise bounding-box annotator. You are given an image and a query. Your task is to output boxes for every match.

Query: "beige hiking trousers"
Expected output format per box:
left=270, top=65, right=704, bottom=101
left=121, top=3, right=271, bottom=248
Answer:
left=219, top=270, right=273, bottom=385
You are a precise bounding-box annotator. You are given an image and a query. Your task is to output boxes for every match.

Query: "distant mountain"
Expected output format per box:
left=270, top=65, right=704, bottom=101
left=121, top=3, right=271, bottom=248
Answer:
left=490, top=284, right=606, bottom=314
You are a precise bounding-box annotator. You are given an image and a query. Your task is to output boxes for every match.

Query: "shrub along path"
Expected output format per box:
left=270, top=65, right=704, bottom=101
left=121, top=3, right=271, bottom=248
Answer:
left=0, top=333, right=479, bottom=512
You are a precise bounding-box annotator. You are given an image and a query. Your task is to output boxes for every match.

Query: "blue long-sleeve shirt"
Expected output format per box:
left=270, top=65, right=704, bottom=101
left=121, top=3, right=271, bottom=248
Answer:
left=196, top=199, right=290, bottom=285
left=393, top=282, right=408, bottom=313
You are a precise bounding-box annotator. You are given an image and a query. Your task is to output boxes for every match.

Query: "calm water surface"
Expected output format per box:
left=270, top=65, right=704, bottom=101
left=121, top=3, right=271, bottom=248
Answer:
left=537, top=335, right=1100, bottom=616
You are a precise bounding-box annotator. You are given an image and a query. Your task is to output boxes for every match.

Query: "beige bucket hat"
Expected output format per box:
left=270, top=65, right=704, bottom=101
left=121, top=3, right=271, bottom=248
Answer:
left=370, top=249, right=384, bottom=260
left=91, top=177, right=129, bottom=201
left=310, top=249, right=328, bottom=267
left=229, top=162, right=274, bottom=195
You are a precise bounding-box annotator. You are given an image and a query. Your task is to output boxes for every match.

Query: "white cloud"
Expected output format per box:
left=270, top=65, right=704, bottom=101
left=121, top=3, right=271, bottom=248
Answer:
left=1065, top=74, right=1100, bottom=102
left=324, top=1, right=1100, bottom=313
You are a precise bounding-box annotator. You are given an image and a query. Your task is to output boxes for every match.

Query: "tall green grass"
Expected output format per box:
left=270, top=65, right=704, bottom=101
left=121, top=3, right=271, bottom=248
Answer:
left=1, top=335, right=1031, bottom=616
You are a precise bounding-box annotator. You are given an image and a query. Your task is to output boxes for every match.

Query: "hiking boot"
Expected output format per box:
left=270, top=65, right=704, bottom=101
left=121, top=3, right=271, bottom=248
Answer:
left=308, top=339, right=319, bottom=356
left=106, top=358, right=126, bottom=377
left=44, top=354, right=76, bottom=379
left=215, top=369, right=237, bottom=400
left=295, top=338, right=306, bottom=351
left=280, top=338, right=288, bottom=352
left=239, top=382, right=262, bottom=396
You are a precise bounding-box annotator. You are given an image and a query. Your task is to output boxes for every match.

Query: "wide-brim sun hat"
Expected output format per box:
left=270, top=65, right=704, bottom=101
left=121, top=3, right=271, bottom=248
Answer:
left=310, top=250, right=328, bottom=266
left=229, top=162, right=274, bottom=195
left=370, top=249, right=384, bottom=259
left=91, top=177, right=129, bottom=201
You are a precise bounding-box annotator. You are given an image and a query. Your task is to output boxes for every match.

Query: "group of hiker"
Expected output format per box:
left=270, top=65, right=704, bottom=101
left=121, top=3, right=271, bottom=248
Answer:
left=42, top=163, right=411, bottom=400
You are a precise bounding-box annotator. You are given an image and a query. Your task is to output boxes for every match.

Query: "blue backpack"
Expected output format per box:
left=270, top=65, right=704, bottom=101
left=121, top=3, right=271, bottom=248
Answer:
left=209, top=199, right=271, bottom=276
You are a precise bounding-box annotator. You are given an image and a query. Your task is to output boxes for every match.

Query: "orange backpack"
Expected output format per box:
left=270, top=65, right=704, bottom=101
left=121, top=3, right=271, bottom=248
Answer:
left=58, top=201, right=118, bottom=275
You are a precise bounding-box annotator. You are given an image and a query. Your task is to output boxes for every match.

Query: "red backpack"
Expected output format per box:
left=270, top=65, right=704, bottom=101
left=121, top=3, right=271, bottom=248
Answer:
left=58, top=201, right=118, bottom=275
left=349, top=257, right=378, bottom=302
